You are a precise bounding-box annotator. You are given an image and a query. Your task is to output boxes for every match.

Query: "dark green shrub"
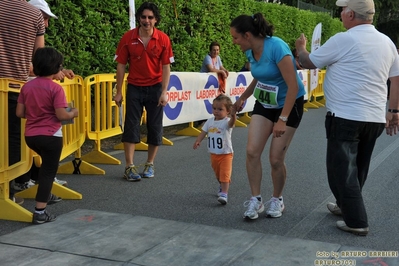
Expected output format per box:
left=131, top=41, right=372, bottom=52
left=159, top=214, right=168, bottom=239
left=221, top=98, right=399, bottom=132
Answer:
left=45, top=0, right=344, bottom=77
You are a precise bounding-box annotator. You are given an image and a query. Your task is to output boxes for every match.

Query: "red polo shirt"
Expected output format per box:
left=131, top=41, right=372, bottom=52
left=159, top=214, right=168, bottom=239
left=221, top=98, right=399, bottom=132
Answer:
left=115, top=27, right=174, bottom=86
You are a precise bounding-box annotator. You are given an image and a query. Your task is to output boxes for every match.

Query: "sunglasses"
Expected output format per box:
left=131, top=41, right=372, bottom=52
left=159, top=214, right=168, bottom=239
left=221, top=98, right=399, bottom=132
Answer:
left=140, top=15, right=155, bottom=20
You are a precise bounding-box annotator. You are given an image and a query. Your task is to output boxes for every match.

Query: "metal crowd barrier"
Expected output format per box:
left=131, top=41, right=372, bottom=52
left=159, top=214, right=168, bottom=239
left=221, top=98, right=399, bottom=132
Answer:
left=304, top=70, right=326, bottom=109
left=0, top=77, right=84, bottom=222
left=0, top=79, right=33, bottom=222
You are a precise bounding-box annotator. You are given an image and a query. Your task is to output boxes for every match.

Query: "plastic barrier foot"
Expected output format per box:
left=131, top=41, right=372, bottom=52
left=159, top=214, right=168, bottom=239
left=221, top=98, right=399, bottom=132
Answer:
left=304, top=102, right=320, bottom=109
left=15, top=183, right=82, bottom=200
left=141, top=137, right=173, bottom=146
left=312, top=100, right=325, bottom=107
left=81, top=150, right=121, bottom=165
left=234, top=120, right=247, bottom=127
left=51, top=183, right=82, bottom=199
left=238, top=113, right=251, bottom=124
left=113, top=142, right=123, bottom=150
left=175, top=122, right=201, bottom=137
left=135, top=141, right=149, bottom=151
left=114, top=141, right=149, bottom=151
left=14, top=184, right=38, bottom=199
left=57, top=159, right=105, bottom=175
left=0, top=198, right=33, bottom=222
left=318, top=98, right=326, bottom=105
left=161, top=137, right=173, bottom=146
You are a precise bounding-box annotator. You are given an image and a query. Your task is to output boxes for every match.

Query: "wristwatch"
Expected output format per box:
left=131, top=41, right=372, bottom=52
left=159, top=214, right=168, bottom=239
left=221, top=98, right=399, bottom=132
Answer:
left=279, top=115, right=288, bottom=122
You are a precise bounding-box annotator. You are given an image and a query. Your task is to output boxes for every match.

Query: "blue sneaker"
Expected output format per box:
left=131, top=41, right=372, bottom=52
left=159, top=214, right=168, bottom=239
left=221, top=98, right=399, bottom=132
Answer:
left=124, top=166, right=141, bottom=181
left=142, top=163, right=154, bottom=178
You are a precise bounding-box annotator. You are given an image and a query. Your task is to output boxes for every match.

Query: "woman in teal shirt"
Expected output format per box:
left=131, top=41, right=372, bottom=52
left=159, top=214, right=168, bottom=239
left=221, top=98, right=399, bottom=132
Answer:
left=230, top=13, right=305, bottom=220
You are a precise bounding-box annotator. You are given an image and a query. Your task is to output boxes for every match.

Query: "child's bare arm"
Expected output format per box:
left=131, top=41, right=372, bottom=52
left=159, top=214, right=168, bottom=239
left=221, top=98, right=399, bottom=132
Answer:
left=193, top=131, right=207, bottom=149
left=16, top=103, right=25, bottom=118
left=55, top=107, right=78, bottom=121
left=229, top=106, right=237, bottom=128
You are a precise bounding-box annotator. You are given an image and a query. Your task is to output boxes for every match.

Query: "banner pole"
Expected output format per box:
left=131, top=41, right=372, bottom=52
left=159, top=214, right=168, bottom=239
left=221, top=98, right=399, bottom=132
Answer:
left=129, top=0, right=136, bottom=29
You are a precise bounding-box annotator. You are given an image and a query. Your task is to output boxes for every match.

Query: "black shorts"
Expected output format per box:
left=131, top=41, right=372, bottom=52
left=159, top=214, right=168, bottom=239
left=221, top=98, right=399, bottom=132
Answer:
left=122, top=83, right=163, bottom=145
left=252, top=96, right=304, bottom=128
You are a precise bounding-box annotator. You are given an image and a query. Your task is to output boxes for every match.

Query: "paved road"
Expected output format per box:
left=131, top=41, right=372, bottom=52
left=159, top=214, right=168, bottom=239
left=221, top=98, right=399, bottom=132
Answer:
left=1, top=106, right=399, bottom=265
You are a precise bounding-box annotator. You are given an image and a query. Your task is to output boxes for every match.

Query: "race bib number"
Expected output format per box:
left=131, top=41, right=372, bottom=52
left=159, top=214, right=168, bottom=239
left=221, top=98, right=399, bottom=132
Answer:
left=253, top=82, right=279, bottom=108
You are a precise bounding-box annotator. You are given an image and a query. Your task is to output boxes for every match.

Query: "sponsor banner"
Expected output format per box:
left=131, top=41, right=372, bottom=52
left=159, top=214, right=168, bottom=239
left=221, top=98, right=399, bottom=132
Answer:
left=164, top=72, right=255, bottom=126
left=129, top=0, right=136, bottom=29
left=164, top=71, right=308, bottom=126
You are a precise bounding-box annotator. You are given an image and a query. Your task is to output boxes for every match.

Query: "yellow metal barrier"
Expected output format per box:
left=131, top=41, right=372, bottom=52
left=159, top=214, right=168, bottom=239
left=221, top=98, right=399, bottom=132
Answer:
left=0, top=79, right=34, bottom=222
left=84, top=74, right=174, bottom=158
left=55, top=76, right=104, bottom=175
left=0, top=78, right=85, bottom=222
left=304, top=70, right=326, bottom=109
left=314, top=70, right=326, bottom=106
left=82, top=74, right=125, bottom=164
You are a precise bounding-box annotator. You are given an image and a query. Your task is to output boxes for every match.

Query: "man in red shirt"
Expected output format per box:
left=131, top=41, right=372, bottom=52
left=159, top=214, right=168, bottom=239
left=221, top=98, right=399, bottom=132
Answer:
left=114, top=2, right=174, bottom=181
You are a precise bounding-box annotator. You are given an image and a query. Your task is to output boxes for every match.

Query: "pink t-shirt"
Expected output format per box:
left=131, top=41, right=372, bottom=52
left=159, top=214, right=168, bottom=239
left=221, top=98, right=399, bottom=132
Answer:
left=17, top=77, right=67, bottom=136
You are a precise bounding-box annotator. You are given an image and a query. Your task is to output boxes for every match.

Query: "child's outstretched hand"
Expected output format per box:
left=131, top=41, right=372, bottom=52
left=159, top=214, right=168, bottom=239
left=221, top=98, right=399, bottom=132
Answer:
left=193, top=141, right=201, bottom=149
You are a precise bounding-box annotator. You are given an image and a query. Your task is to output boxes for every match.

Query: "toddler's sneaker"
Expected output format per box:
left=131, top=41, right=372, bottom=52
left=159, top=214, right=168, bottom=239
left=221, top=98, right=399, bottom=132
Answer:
left=124, top=166, right=141, bottom=181
left=265, top=197, right=285, bottom=218
left=243, top=197, right=264, bottom=219
left=218, top=193, right=228, bottom=205
left=142, top=163, right=154, bottom=178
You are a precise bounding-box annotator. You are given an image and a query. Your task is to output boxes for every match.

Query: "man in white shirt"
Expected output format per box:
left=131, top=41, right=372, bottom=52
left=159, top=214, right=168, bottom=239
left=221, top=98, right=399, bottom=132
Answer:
left=295, top=0, right=399, bottom=236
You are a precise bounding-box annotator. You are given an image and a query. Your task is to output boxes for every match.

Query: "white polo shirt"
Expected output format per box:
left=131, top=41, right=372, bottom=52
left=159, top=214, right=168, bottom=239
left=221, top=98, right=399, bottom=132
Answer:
left=310, top=24, right=399, bottom=123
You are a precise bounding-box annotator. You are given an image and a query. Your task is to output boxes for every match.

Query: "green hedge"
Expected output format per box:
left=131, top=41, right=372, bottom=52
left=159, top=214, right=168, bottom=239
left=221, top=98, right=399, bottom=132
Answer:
left=45, top=0, right=344, bottom=77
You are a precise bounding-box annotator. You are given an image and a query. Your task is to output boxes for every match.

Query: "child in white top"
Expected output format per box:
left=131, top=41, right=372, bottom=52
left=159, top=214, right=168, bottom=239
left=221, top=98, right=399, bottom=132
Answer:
left=193, top=94, right=236, bottom=204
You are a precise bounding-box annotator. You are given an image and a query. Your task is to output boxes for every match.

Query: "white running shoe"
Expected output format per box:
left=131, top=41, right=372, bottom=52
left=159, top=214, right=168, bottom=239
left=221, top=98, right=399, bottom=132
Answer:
left=243, top=197, right=264, bottom=219
left=27, top=179, right=36, bottom=187
left=265, top=197, right=285, bottom=218
left=13, top=179, right=36, bottom=191
left=54, top=177, right=68, bottom=186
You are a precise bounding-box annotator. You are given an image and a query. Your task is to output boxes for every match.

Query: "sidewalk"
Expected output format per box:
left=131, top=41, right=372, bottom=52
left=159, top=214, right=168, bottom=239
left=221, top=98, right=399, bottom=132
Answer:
left=2, top=209, right=398, bottom=266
